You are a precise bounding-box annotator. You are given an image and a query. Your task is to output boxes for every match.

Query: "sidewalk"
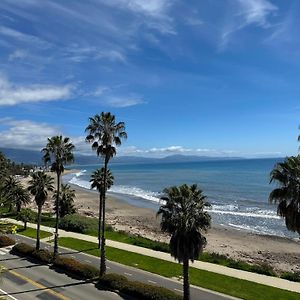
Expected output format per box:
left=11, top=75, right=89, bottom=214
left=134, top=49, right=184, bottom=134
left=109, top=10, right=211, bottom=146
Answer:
left=2, top=217, right=300, bottom=293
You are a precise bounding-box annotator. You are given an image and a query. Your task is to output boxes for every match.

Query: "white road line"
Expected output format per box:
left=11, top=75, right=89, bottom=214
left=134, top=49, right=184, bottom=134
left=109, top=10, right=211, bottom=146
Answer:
left=107, top=266, right=111, bottom=269
left=174, top=288, right=183, bottom=293
left=147, top=280, right=157, bottom=284
left=124, top=272, right=132, bottom=276
left=0, top=288, right=19, bottom=300
left=71, top=255, right=76, bottom=258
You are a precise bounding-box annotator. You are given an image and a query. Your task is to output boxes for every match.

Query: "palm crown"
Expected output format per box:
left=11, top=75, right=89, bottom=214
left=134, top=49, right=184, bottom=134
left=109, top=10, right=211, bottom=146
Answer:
left=269, top=156, right=300, bottom=234
left=85, top=112, right=127, bottom=161
left=42, top=135, right=75, bottom=173
left=28, top=171, right=54, bottom=207
left=158, top=184, right=211, bottom=262
left=90, top=168, right=114, bottom=192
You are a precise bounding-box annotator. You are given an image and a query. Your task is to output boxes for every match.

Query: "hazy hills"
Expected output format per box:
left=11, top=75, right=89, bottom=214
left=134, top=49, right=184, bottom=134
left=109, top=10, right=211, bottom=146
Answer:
left=0, top=147, right=242, bottom=165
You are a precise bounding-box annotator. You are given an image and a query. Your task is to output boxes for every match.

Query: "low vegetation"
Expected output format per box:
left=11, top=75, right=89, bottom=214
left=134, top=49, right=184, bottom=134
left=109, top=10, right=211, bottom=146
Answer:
left=97, top=273, right=181, bottom=300
left=2, top=207, right=298, bottom=281
left=53, top=256, right=99, bottom=279
left=0, top=235, right=15, bottom=247
left=58, top=237, right=300, bottom=300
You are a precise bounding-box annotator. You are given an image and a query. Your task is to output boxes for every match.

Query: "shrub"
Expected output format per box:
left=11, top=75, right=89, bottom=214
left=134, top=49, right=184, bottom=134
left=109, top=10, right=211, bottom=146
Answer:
left=59, top=214, right=98, bottom=234
left=281, top=271, right=300, bottom=282
left=98, top=273, right=181, bottom=300
left=0, top=235, right=15, bottom=247
left=32, top=249, right=53, bottom=264
left=53, top=256, right=99, bottom=279
left=12, top=243, right=34, bottom=255
left=99, top=273, right=128, bottom=290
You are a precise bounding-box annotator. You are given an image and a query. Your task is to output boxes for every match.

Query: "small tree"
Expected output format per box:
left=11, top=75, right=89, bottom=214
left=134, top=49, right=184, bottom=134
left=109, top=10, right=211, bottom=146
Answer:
left=90, top=168, right=114, bottom=248
left=42, top=136, right=75, bottom=256
left=53, top=184, right=77, bottom=218
left=158, top=184, right=211, bottom=300
left=28, top=171, right=54, bottom=250
left=16, top=209, right=35, bottom=230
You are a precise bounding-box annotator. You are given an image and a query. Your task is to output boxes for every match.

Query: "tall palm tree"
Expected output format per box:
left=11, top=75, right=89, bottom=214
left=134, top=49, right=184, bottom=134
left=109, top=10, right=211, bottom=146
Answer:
left=269, top=156, right=300, bottom=235
left=3, top=176, right=30, bottom=212
left=157, top=184, right=211, bottom=300
left=85, top=112, right=127, bottom=276
left=28, top=171, right=54, bottom=250
left=53, top=184, right=76, bottom=218
left=42, top=135, right=75, bottom=256
left=90, top=168, right=114, bottom=248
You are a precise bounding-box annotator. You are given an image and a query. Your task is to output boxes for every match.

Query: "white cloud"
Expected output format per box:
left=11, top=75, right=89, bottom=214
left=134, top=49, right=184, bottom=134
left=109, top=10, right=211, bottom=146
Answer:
left=0, top=118, right=59, bottom=150
left=8, top=49, right=27, bottom=61
left=0, top=25, right=50, bottom=49
left=118, top=145, right=237, bottom=157
left=0, top=75, right=73, bottom=106
left=105, top=96, right=145, bottom=107
left=220, top=0, right=277, bottom=49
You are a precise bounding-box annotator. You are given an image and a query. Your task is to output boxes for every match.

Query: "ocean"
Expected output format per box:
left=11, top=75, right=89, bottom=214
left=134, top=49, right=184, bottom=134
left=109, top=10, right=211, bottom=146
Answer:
left=63, top=158, right=299, bottom=239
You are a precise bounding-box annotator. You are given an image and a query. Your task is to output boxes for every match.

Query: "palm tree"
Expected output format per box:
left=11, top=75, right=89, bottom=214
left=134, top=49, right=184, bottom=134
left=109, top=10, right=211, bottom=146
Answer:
left=85, top=112, right=127, bottom=276
left=90, top=168, right=114, bottom=248
left=53, top=184, right=76, bottom=218
left=269, top=156, right=300, bottom=235
left=157, top=184, right=211, bottom=300
left=42, top=136, right=75, bottom=256
left=2, top=176, right=30, bottom=212
left=28, top=171, right=54, bottom=250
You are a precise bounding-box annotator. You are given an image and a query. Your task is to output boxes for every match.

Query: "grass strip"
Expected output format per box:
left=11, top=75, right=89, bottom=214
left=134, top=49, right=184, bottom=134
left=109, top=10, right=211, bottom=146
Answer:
left=17, top=227, right=52, bottom=239
left=58, top=237, right=299, bottom=300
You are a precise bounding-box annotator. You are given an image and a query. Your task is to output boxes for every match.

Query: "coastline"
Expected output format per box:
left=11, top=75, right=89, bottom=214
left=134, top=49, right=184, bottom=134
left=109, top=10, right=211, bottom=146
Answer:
left=64, top=172, right=300, bottom=273
left=22, top=169, right=300, bottom=273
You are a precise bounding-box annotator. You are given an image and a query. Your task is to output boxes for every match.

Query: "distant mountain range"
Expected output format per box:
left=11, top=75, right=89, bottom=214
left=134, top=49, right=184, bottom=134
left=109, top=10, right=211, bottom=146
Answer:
left=0, top=147, right=243, bottom=165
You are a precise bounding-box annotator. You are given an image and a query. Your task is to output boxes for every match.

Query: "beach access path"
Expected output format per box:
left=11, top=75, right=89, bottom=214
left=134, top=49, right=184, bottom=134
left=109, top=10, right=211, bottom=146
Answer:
left=2, top=218, right=300, bottom=294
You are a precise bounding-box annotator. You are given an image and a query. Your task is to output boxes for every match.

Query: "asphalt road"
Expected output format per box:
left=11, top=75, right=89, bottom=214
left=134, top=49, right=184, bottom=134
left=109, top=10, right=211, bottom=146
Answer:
left=0, top=235, right=238, bottom=300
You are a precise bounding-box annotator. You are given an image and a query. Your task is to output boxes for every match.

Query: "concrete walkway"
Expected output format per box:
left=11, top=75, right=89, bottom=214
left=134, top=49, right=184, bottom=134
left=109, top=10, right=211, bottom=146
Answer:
left=2, top=217, right=300, bottom=294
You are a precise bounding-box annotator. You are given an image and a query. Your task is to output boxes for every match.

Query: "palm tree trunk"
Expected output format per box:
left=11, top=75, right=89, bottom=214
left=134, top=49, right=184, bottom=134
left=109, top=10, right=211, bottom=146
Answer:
left=36, top=205, right=42, bottom=250
left=100, top=159, right=108, bottom=276
left=98, top=192, right=103, bottom=249
left=183, top=257, right=190, bottom=300
left=54, top=171, right=61, bottom=257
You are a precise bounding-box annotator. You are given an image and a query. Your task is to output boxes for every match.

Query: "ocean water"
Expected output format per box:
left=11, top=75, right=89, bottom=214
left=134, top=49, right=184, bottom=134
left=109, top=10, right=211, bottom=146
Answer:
left=63, top=158, right=299, bottom=239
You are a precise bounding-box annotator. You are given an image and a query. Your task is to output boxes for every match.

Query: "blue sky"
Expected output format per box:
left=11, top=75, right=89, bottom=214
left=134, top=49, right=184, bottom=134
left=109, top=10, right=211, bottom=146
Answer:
left=0, top=0, right=299, bottom=158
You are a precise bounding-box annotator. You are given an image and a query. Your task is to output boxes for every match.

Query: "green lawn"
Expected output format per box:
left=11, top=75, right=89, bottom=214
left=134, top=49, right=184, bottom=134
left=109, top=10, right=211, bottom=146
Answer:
left=17, top=227, right=52, bottom=239
left=58, top=237, right=299, bottom=300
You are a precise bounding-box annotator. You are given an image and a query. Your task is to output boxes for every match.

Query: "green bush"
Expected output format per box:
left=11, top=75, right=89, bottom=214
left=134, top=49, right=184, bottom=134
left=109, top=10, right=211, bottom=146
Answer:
left=32, top=249, right=53, bottom=264
left=281, top=271, right=300, bottom=282
left=0, top=235, right=15, bottom=247
left=59, top=214, right=98, bottom=234
left=98, top=273, right=181, bottom=300
left=53, top=256, right=99, bottom=279
left=98, top=273, right=128, bottom=290
left=12, top=243, right=35, bottom=255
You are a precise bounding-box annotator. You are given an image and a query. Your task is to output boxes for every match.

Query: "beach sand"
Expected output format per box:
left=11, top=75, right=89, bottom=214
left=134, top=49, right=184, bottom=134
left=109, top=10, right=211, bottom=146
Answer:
left=22, top=170, right=300, bottom=273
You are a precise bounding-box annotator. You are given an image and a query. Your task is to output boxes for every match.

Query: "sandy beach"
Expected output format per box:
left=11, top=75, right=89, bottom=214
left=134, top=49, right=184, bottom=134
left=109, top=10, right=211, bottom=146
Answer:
left=22, top=170, right=300, bottom=273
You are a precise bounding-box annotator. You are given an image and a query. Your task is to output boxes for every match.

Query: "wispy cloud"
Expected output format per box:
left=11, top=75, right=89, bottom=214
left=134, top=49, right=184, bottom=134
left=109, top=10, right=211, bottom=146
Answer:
left=8, top=49, right=27, bottom=61
left=105, top=96, right=145, bottom=108
left=0, top=75, right=73, bottom=106
left=0, top=25, right=50, bottom=49
left=220, top=0, right=277, bottom=49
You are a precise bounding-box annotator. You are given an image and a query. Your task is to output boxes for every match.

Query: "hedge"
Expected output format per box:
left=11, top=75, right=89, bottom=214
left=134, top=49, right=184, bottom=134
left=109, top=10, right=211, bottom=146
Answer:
left=0, top=235, right=15, bottom=247
left=12, top=243, right=53, bottom=263
left=53, top=256, right=99, bottom=279
left=98, top=273, right=182, bottom=300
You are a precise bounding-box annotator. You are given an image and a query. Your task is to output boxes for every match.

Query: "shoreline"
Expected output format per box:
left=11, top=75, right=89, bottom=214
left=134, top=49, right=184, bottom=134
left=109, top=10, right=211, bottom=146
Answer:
left=64, top=172, right=300, bottom=273
left=22, top=169, right=300, bottom=272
